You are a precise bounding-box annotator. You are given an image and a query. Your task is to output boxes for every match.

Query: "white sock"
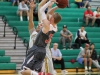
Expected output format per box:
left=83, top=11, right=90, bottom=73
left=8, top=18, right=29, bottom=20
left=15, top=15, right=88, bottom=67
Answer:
left=31, top=71, right=38, bottom=75
left=85, top=66, right=88, bottom=70
left=89, top=66, right=91, bottom=70
left=20, top=16, right=23, bottom=21
left=27, top=16, right=29, bottom=21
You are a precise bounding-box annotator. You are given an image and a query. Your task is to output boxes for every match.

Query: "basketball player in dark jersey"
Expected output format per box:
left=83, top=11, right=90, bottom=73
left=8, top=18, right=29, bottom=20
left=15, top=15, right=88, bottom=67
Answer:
left=21, top=0, right=62, bottom=75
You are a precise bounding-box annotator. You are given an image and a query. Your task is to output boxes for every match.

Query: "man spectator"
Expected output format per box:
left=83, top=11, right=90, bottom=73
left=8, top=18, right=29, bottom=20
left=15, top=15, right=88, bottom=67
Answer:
left=83, top=0, right=91, bottom=8
left=75, top=25, right=90, bottom=47
left=17, top=0, right=29, bottom=21
left=90, top=43, right=100, bottom=71
left=77, top=44, right=92, bottom=73
left=51, top=43, right=68, bottom=74
left=84, top=6, right=96, bottom=27
left=59, top=25, right=73, bottom=50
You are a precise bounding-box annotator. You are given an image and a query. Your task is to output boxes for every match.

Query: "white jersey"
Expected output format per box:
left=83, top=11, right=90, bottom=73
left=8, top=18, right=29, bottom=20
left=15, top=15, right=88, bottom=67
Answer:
left=29, top=30, right=38, bottom=48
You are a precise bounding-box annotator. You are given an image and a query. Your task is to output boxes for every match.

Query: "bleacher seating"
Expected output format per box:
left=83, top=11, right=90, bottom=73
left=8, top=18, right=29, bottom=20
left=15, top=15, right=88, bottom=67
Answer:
left=0, top=1, right=100, bottom=72
left=0, top=50, right=16, bottom=73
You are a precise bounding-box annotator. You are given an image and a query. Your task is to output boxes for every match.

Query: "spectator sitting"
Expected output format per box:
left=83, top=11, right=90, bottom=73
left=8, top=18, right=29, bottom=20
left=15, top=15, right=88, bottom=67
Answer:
left=51, top=43, right=68, bottom=74
left=77, top=44, right=92, bottom=73
left=83, top=0, right=91, bottom=8
left=11, top=0, right=19, bottom=6
left=94, top=7, right=100, bottom=27
left=75, top=25, right=90, bottom=47
left=90, top=43, right=100, bottom=71
left=59, top=25, right=73, bottom=50
left=75, top=0, right=83, bottom=8
left=84, top=6, right=96, bottom=27
left=17, top=0, right=29, bottom=21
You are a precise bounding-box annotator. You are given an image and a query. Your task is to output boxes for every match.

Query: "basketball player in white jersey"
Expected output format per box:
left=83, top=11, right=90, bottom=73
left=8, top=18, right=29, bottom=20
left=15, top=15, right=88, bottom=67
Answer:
left=21, top=0, right=61, bottom=75
left=28, top=1, right=55, bottom=74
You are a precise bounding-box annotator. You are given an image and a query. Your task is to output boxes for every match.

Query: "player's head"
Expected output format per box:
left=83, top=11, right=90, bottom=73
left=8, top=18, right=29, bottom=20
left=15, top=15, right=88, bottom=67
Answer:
left=50, top=13, right=62, bottom=24
left=63, top=25, right=67, bottom=31
left=81, top=25, right=85, bottom=32
left=36, top=23, right=43, bottom=32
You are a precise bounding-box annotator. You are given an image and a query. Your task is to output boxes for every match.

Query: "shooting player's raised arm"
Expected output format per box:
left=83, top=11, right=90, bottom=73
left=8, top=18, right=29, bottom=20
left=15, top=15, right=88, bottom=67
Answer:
left=28, top=2, right=36, bottom=35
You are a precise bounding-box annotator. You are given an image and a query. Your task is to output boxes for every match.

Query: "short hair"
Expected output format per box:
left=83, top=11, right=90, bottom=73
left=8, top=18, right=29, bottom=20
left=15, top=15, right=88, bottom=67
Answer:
left=87, top=5, right=91, bottom=9
left=22, top=0, right=24, bottom=1
left=81, top=25, right=85, bottom=27
left=53, top=43, right=58, bottom=46
left=53, top=13, right=62, bottom=24
left=90, top=43, right=95, bottom=46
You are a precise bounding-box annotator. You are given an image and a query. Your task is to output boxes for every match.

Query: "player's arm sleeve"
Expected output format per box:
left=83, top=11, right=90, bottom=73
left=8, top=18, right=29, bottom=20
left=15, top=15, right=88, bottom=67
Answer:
left=40, top=1, right=52, bottom=20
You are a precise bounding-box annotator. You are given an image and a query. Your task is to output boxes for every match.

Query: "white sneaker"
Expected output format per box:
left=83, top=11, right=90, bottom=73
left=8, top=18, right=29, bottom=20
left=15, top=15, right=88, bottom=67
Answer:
left=53, top=70, right=57, bottom=75
left=63, top=48, right=66, bottom=50
left=61, top=70, right=68, bottom=74
left=85, top=70, right=89, bottom=74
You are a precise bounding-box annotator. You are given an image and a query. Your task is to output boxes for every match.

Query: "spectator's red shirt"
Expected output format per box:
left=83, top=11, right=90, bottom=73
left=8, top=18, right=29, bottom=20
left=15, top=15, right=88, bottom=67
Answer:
left=84, top=10, right=93, bottom=18
left=96, top=14, right=100, bottom=17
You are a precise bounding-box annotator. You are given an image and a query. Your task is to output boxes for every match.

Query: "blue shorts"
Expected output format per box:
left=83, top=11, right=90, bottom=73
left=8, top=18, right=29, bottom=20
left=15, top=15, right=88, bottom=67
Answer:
left=77, top=58, right=84, bottom=64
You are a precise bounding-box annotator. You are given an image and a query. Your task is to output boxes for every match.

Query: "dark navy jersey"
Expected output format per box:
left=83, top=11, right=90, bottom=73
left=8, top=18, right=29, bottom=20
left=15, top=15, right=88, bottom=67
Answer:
left=34, top=30, right=55, bottom=48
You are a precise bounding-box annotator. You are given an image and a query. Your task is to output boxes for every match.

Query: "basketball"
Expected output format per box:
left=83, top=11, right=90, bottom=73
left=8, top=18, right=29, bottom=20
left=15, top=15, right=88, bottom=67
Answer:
left=56, top=0, right=68, bottom=8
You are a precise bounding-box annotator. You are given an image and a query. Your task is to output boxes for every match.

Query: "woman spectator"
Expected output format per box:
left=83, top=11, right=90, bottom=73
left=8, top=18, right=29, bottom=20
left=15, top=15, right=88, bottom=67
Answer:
left=90, top=43, right=100, bottom=71
left=94, top=7, right=100, bottom=27
left=75, top=0, right=83, bottom=8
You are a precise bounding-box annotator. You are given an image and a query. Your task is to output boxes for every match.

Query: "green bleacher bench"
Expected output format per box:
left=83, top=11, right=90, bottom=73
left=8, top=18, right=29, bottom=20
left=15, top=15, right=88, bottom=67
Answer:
left=0, top=2, right=12, bottom=6
left=8, top=21, right=38, bottom=27
left=51, top=42, right=100, bottom=49
left=70, top=3, right=78, bottom=8
left=0, top=56, right=10, bottom=63
left=0, top=50, right=5, bottom=56
left=52, top=37, right=100, bottom=43
left=53, top=32, right=100, bottom=38
left=56, top=8, right=95, bottom=12
left=0, top=63, right=16, bottom=70
left=69, top=0, right=75, bottom=4
left=13, top=26, right=100, bottom=32
left=0, top=11, right=16, bottom=16
left=5, top=15, right=37, bottom=21
left=0, top=6, right=17, bottom=11
left=54, top=62, right=96, bottom=69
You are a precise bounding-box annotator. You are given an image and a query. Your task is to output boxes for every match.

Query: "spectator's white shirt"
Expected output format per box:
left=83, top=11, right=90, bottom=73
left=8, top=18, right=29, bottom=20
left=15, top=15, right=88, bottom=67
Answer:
left=94, top=11, right=97, bottom=17
left=75, top=29, right=87, bottom=40
left=18, top=2, right=29, bottom=11
left=51, top=48, right=62, bottom=57
left=77, top=47, right=90, bottom=60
